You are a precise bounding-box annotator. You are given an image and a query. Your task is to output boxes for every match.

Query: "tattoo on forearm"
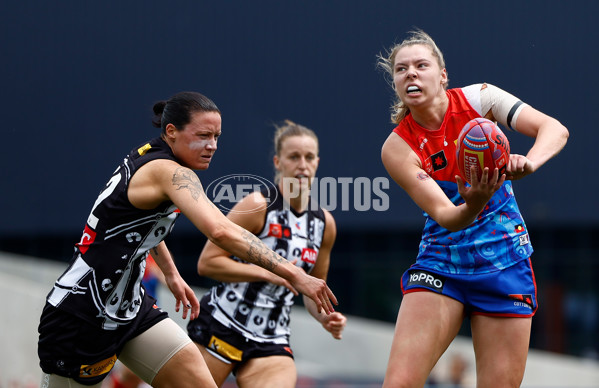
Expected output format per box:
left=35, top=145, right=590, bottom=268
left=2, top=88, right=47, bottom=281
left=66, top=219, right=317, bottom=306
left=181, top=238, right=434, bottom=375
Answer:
left=172, top=167, right=209, bottom=203
left=241, top=229, right=285, bottom=271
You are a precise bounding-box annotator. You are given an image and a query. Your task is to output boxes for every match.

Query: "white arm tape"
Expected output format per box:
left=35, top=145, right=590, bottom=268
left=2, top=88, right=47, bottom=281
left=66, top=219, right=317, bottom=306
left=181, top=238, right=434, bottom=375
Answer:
left=462, top=83, right=528, bottom=131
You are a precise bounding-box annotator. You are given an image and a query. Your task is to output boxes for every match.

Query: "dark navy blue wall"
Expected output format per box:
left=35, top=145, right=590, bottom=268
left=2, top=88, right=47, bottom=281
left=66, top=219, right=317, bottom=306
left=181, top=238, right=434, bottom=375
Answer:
left=2, top=1, right=597, bottom=234
left=2, top=1, right=598, bottom=358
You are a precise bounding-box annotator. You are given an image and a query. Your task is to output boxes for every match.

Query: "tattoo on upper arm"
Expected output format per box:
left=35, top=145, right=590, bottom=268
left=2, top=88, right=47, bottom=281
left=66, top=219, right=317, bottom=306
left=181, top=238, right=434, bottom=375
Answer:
left=172, top=167, right=211, bottom=204
left=417, top=172, right=431, bottom=181
left=240, top=229, right=284, bottom=271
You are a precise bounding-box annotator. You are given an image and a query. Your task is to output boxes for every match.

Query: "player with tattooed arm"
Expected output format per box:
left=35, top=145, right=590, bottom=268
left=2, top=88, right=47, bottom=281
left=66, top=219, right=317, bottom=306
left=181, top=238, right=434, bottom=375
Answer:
left=37, top=91, right=337, bottom=388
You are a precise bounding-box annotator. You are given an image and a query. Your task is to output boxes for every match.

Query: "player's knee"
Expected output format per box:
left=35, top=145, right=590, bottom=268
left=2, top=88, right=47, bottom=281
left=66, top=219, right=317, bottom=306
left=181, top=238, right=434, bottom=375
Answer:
left=152, top=344, right=215, bottom=388
left=477, top=372, right=524, bottom=388
left=383, top=373, right=427, bottom=388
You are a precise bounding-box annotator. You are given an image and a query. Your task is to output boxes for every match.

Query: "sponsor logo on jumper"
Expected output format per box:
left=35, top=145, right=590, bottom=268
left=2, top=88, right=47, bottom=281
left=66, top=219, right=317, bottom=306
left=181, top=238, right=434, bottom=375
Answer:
left=137, top=143, right=152, bottom=156
left=268, top=224, right=292, bottom=239
left=301, top=248, right=317, bottom=264
left=76, top=225, right=97, bottom=254
left=407, top=270, right=445, bottom=292
left=519, top=233, right=530, bottom=246
left=429, top=150, right=448, bottom=172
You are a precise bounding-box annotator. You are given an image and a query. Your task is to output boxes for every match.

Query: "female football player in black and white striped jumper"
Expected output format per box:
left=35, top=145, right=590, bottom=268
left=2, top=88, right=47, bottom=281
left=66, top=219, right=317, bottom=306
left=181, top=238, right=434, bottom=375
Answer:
left=187, top=120, right=347, bottom=388
left=37, top=94, right=338, bottom=388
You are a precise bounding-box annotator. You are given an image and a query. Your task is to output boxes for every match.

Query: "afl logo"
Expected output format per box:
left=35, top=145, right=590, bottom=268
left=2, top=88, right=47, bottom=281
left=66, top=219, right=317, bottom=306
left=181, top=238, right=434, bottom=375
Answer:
left=205, top=174, right=277, bottom=214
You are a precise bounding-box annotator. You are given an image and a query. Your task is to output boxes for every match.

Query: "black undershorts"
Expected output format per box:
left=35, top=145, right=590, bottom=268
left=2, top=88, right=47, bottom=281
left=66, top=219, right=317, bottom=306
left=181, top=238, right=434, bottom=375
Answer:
left=37, top=293, right=167, bottom=386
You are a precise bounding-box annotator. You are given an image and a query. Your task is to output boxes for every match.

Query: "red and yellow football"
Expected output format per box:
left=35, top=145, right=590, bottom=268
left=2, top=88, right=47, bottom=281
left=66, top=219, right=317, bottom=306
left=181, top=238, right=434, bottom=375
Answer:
left=456, top=118, right=510, bottom=184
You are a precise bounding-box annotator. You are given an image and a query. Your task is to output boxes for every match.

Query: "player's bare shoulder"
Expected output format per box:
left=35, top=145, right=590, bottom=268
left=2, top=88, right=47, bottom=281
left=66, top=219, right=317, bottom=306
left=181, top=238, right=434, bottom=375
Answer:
left=129, top=159, right=184, bottom=209
left=224, top=190, right=269, bottom=234
left=236, top=191, right=269, bottom=213
left=322, top=209, right=337, bottom=242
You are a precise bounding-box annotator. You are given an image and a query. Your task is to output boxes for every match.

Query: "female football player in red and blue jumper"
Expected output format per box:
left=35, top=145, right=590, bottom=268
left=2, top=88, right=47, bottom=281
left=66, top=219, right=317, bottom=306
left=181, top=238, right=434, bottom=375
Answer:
left=378, top=30, right=568, bottom=388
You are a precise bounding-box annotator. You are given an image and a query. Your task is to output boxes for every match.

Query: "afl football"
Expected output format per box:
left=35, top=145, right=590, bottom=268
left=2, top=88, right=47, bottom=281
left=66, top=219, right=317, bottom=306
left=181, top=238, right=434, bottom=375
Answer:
left=456, top=118, right=510, bottom=184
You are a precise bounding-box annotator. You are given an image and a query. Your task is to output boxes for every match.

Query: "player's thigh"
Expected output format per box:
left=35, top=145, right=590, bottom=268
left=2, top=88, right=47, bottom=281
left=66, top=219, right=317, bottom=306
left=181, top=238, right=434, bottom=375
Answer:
left=119, top=318, right=216, bottom=388
left=151, top=342, right=217, bottom=388
left=196, top=343, right=236, bottom=387
left=118, top=318, right=189, bottom=384
left=471, top=314, right=532, bottom=388
left=40, top=373, right=102, bottom=388
left=236, top=355, right=296, bottom=388
left=383, top=291, right=465, bottom=388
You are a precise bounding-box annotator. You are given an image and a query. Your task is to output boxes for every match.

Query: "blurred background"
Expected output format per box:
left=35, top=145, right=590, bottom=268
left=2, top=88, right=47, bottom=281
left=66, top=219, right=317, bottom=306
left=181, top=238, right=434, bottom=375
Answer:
left=1, top=0, right=598, bottom=386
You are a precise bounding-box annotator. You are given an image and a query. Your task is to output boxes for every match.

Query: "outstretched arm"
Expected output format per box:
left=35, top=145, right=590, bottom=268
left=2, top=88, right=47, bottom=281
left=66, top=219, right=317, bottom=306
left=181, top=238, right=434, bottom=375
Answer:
left=197, top=192, right=298, bottom=294
left=134, top=160, right=337, bottom=314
